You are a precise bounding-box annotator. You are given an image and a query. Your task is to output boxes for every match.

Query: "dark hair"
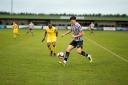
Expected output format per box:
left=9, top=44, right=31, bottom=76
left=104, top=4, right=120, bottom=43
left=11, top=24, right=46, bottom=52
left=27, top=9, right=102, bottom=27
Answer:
left=70, top=16, right=76, bottom=20
left=48, top=23, right=52, bottom=25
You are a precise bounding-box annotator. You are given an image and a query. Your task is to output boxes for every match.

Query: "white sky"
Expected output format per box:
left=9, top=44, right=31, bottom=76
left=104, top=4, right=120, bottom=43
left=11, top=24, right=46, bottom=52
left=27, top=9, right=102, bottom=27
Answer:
left=0, top=0, right=128, bottom=14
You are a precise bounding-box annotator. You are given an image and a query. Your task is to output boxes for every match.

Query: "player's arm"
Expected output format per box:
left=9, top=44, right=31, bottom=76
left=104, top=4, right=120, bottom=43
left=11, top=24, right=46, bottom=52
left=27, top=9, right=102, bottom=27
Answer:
left=53, top=27, right=58, bottom=37
left=42, top=30, right=47, bottom=42
left=62, top=30, right=71, bottom=37
left=55, top=29, right=58, bottom=37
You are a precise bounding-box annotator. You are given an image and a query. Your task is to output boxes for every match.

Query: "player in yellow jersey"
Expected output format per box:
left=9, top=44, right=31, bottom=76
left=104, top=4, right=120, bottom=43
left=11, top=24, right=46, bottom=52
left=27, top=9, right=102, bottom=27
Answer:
left=42, top=23, right=58, bottom=56
left=12, top=22, right=19, bottom=39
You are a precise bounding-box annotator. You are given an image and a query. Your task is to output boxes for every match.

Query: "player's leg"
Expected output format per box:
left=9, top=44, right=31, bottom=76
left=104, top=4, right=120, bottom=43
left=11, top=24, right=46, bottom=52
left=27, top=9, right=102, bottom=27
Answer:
left=47, top=42, right=53, bottom=56
left=50, top=43, right=53, bottom=56
left=64, top=40, right=76, bottom=64
left=89, top=28, right=91, bottom=33
left=17, top=30, right=20, bottom=36
left=77, top=48, right=92, bottom=62
left=47, top=38, right=54, bottom=56
left=52, top=41, right=56, bottom=56
left=91, top=28, right=93, bottom=33
left=64, top=45, right=74, bottom=64
left=30, top=29, right=34, bottom=36
left=76, top=41, right=92, bottom=62
left=77, top=47, right=88, bottom=56
left=26, top=28, right=29, bottom=34
left=13, top=29, right=17, bottom=38
left=51, top=38, right=57, bottom=56
left=90, top=28, right=94, bottom=33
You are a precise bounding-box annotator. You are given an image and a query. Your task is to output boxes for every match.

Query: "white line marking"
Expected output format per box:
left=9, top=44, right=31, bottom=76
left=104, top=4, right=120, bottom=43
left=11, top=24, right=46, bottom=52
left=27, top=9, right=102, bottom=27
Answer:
left=85, top=37, right=128, bottom=63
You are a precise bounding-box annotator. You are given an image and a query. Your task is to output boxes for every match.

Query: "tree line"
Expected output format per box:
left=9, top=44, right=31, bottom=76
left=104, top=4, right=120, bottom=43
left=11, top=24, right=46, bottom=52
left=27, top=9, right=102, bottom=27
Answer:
left=0, top=11, right=127, bottom=17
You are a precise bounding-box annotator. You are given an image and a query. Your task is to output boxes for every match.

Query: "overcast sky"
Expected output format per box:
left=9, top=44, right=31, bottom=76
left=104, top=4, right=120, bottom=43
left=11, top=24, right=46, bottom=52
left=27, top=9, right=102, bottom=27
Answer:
left=0, top=0, right=128, bottom=14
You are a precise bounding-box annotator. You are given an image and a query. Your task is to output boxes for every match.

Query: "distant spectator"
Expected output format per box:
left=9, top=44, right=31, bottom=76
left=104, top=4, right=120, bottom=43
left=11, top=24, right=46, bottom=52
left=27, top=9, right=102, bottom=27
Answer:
left=89, top=22, right=95, bottom=33
left=12, top=22, right=20, bottom=39
left=26, top=22, right=34, bottom=36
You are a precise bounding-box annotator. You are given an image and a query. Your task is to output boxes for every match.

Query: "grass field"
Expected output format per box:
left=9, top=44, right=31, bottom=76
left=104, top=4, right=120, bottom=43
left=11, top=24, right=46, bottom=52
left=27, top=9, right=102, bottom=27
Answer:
left=0, top=29, right=128, bottom=85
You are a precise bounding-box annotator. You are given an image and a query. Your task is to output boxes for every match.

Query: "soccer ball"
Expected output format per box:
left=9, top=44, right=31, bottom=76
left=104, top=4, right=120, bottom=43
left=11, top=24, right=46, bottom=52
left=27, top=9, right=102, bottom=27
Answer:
left=57, top=52, right=64, bottom=59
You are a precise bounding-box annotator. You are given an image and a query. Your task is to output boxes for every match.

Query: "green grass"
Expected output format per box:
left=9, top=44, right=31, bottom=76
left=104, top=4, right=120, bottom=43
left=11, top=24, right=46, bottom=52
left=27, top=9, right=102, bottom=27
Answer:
left=0, top=29, right=128, bottom=85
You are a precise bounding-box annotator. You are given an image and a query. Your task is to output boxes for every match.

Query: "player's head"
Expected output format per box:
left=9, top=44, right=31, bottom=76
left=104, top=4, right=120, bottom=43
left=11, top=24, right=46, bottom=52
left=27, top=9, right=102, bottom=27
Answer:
left=48, top=23, right=52, bottom=29
left=70, top=16, right=76, bottom=25
left=30, top=22, right=33, bottom=24
left=13, top=21, right=16, bottom=25
left=91, top=22, right=93, bottom=24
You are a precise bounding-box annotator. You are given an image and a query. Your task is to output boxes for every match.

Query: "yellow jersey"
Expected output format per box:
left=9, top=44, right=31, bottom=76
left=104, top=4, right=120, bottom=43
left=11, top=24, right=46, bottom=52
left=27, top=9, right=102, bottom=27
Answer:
left=12, top=23, right=19, bottom=33
left=45, top=26, right=57, bottom=39
left=12, top=23, right=18, bottom=30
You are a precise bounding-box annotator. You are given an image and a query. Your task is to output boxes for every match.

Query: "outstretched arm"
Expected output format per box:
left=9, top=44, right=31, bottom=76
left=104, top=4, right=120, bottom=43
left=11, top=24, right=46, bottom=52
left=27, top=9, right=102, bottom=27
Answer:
left=56, top=29, right=58, bottom=37
left=62, top=30, right=71, bottom=37
left=42, top=30, right=47, bottom=42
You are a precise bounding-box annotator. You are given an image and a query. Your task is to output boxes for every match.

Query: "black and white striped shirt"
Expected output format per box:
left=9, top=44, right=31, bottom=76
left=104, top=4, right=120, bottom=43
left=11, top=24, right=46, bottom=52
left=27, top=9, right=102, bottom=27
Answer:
left=70, top=22, right=83, bottom=41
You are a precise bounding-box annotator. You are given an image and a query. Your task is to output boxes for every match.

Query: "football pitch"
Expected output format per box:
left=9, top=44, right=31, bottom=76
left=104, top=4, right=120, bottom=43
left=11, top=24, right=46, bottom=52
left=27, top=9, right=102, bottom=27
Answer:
left=0, top=29, right=128, bottom=85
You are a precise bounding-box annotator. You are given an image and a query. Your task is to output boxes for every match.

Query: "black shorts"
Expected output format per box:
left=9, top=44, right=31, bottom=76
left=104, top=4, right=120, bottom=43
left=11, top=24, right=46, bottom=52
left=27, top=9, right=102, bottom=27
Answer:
left=69, top=40, right=83, bottom=48
left=29, top=28, right=32, bottom=30
left=90, top=28, right=94, bottom=31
